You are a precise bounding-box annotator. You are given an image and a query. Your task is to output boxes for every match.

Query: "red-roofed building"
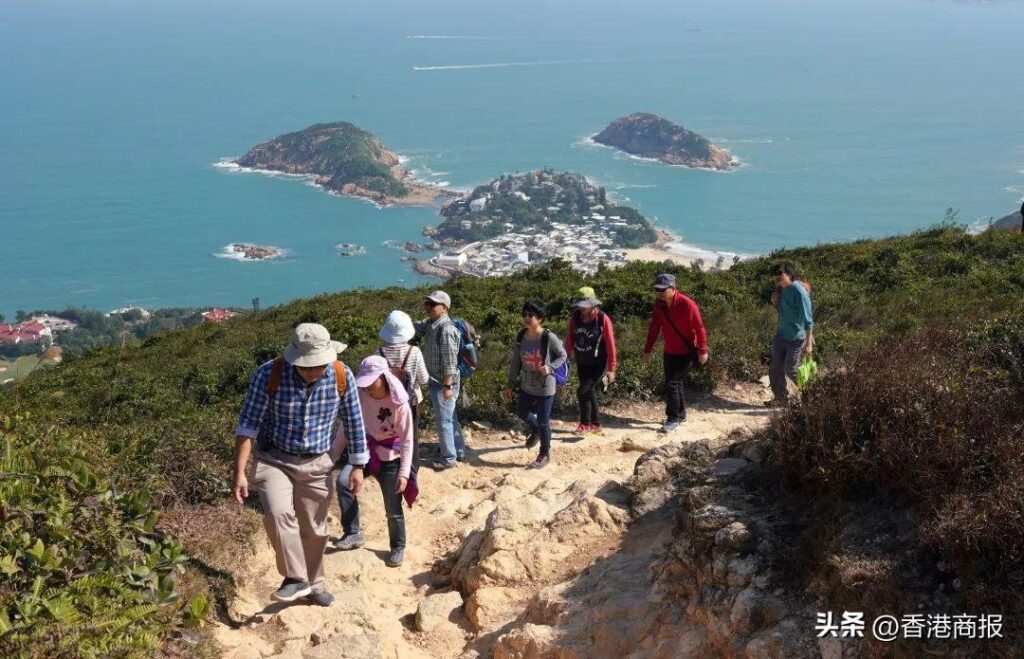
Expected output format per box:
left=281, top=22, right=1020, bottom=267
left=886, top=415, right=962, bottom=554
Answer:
left=0, top=322, right=54, bottom=344
left=202, top=308, right=237, bottom=323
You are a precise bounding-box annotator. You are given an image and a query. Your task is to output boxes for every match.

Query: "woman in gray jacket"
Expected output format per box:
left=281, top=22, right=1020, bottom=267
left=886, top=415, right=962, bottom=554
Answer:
left=503, top=300, right=567, bottom=469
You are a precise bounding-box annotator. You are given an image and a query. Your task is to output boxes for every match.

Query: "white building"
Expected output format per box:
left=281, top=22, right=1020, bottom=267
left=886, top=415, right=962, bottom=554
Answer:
left=469, top=196, right=488, bottom=212
left=30, top=315, right=78, bottom=331
left=437, top=252, right=468, bottom=268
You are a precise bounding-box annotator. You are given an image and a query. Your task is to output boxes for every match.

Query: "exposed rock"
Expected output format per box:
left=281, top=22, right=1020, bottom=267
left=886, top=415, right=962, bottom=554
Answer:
left=710, top=457, right=750, bottom=478
left=225, top=243, right=282, bottom=261
left=490, top=439, right=821, bottom=658
left=592, top=113, right=737, bottom=170
left=415, top=591, right=465, bottom=633
left=993, top=208, right=1023, bottom=232
left=715, top=521, right=756, bottom=553
left=465, top=586, right=521, bottom=631
left=301, top=632, right=395, bottom=659
left=618, top=436, right=655, bottom=452
left=492, top=624, right=560, bottom=659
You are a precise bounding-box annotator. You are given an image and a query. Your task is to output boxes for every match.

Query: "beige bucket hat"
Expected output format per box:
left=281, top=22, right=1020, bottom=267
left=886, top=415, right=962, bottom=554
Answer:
left=283, top=323, right=347, bottom=367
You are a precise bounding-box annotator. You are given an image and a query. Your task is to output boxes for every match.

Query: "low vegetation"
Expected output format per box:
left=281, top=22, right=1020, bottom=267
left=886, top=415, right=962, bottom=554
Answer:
left=764, top=314, right=1024, bottom=651
left=1, top=221, right=1022, bottom=654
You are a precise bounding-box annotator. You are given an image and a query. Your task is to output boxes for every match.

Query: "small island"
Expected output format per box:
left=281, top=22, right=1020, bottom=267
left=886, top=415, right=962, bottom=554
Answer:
left=235, top=122, right=449, bottom=206
left=419, top=169, right=660, bottom=277
left=220, top=243, right=283, bottom=261
left=335, top=243, right=366, bottom=257
left=592, top=112, right=737, bottom=171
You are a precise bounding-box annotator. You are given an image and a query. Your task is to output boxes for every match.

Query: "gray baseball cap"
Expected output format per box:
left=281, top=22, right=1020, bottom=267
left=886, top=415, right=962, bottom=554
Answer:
left=653, top=273, right=676, bottom=290
left=425, top=290, right=451, bottom=308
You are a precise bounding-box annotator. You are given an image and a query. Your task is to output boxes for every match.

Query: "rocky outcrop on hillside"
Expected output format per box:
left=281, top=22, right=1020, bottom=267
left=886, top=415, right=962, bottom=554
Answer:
left=993, top=207, right=1023, bottom=232
left=593, top=113, right=737, bottom=170
left=490, top=436, right=824, bottom=658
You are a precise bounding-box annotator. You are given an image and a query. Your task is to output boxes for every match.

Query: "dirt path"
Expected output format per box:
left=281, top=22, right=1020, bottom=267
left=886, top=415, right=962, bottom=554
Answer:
left=212, top=385, right=772, bottom=658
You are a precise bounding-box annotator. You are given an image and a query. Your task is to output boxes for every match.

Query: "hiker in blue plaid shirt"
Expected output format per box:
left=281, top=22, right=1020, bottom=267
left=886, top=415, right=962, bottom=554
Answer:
left=419, top=290, right=465, bottom=471
left=232, top=323, right=367, bottom=608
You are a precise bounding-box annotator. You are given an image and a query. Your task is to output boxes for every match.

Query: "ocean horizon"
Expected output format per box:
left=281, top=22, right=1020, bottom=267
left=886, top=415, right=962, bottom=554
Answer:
left=2, top=0, right=1023, bottom=318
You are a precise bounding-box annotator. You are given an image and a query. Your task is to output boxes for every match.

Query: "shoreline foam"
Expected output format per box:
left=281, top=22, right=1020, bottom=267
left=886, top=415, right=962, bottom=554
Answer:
left=576, top=135, right=744, bottom=171
left=214, top=157, right=448, bottom=208
left=214, top=243, right=287, bottom=262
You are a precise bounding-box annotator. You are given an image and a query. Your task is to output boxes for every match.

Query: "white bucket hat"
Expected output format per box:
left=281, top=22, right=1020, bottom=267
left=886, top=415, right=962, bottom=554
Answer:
left=379, top=310, right=415, bottom=344
left=283, top=323, right=347, bottom=367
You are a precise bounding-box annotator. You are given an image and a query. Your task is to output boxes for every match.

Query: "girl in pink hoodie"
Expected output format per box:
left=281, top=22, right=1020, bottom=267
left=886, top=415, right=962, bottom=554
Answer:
left=334, top=355, right=416, bottom=568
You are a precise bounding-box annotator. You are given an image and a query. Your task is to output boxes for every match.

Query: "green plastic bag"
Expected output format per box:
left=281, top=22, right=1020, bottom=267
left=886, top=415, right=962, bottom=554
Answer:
left=796, top=355, right=819, bottom=389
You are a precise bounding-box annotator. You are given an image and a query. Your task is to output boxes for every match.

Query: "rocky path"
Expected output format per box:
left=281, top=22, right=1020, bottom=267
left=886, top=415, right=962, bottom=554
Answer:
left=212, top=385, right=772, bottom=658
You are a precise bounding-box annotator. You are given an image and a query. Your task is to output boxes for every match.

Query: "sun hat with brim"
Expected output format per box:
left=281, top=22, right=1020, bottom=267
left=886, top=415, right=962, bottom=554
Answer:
left=380, top=310, right=415, bottom=344
left=283, top=323, right=347, bottom=367
left=355, top=355, right=410, bottom=406
left=572, top=286, right=602, bottom=309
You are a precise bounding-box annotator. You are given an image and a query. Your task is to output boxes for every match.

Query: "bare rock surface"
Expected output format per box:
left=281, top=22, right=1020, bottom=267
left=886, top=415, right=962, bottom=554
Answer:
left=212, top=388, right=772, bottom=658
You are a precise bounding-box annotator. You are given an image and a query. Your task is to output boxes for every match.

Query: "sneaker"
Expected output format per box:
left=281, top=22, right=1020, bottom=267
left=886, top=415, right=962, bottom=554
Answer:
left=574, top=423, right=589, bottom=434
left=386, top=548, right=405, bottom=567
left=271, top=578, right=312, bottom=603
left=306, top=591, right=335, bottom=607
left=659, top=419, right=683, bottom=434
left=524, top=431, right=539, bottom=449
left=431, top=460, right=456, bottom=471
left=588, top=424, right=603, bottom=434
left=764, top=398, right=786, bottom=409
left=456, top=452, right=466, bottom=462
left=333, top=532, right=365, bottom=551
left=528, top=454, right=550, bottom=469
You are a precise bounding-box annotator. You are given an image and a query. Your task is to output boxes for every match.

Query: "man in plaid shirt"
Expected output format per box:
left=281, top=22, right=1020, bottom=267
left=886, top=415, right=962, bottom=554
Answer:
left=232, top=323, right=366, bottom=607
left=419, top=290, right=465, bottom=470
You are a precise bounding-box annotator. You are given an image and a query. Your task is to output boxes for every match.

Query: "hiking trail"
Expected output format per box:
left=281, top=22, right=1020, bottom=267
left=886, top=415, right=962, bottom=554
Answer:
left=212, top=383, right=772, bottom=658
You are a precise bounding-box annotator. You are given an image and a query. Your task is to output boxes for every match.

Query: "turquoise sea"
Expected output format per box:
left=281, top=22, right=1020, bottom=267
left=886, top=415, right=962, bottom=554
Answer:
left=2, top=0, right=1023, bottom=318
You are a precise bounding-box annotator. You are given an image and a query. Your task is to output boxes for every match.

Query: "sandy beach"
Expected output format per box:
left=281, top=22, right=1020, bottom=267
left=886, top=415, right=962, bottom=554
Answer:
left=622, top=229, right=694, bottom=266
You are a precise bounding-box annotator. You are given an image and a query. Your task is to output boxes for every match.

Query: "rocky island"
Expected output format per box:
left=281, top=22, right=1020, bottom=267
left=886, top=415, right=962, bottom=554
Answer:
left=335, top=243, right=366, bottom=257
left=420, top=169, right=659, bottom=277
left=235, top=122, right=449, bottom=206
left=219, top=243, right=283, bottom=261
left=593, top=112, right=737, bottom=171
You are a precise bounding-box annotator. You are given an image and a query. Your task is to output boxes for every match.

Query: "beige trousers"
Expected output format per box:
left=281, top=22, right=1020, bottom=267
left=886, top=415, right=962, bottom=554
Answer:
left=249, top=449, right=335, bottom=592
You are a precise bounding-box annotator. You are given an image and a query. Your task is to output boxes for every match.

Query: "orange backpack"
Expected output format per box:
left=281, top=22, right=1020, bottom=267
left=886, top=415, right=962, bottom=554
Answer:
left=266, top=356, right=348, bottom=398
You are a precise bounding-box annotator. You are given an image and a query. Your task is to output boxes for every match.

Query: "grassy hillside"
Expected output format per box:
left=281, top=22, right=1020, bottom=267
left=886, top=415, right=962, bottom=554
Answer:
left=2, top=223, right=1023, bottom=655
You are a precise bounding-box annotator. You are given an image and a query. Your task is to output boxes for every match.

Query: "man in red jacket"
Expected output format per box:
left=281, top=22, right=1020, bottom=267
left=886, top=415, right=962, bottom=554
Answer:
left=642, top=273, right=709, bottom=433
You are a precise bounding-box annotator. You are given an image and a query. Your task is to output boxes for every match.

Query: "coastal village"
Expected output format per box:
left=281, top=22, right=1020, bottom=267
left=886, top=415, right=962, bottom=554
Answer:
left=0, top=306, right=239, bottom=385
left=423, top=221, right=628, bottom=278
left=423, top=169, right=654, bottom=277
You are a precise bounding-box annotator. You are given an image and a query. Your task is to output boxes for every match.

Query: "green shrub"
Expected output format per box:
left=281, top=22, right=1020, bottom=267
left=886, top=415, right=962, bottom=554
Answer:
left=764, top=311, right=1024, bottom=643
left=0, top=415, right=188, bottom=658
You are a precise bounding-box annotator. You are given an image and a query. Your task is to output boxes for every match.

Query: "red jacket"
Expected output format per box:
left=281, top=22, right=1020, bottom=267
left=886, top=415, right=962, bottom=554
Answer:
left=644, top=291, right=708, bottom=356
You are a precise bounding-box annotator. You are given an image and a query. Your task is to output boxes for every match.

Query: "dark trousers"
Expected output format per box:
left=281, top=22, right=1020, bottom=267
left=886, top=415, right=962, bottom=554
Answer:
left=663, top=352, right=695, bottom=422
left=769, top=335, right=806, bottom=402
left=339, top=458, right=406, bottom=550
left=576, top=361, right=606, bottom=425
left=517, top=391, right=554, bottom=457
